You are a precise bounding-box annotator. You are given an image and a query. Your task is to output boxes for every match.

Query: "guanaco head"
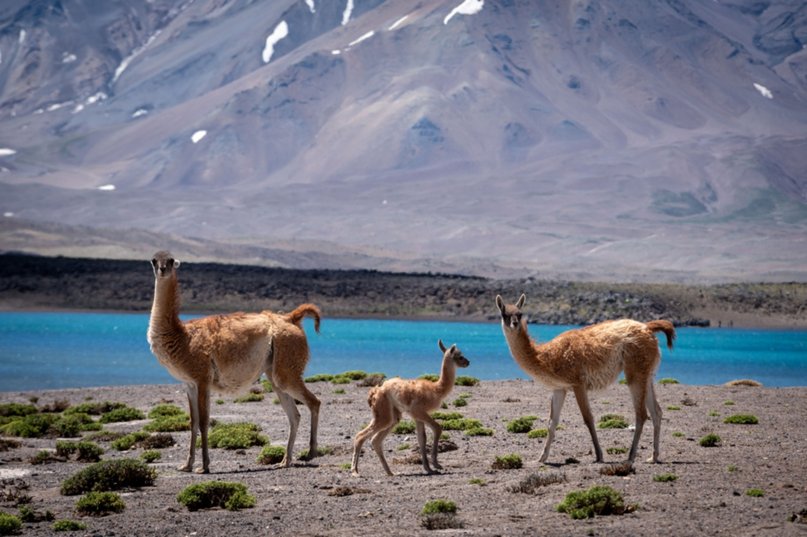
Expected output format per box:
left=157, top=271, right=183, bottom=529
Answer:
left=151, top=251, right=180, bottom=279
left=438, top=339, right=470, bottom=368
left=496, top=294, right=526, bottom=331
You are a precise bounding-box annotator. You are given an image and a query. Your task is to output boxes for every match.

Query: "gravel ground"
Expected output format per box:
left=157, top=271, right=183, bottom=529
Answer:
left=1, top=379, right=806, bottom=536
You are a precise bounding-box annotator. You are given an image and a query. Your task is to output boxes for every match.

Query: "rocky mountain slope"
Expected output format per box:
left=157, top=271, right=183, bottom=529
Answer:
left=0, top=0, right=805, bottom=281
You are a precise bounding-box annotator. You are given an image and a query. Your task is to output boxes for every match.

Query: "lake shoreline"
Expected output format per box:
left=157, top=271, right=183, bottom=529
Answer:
left=0, top=380, right=805, bottom=536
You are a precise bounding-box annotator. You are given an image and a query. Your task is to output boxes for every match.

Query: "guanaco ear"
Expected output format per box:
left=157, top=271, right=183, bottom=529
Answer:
left=438, top=339, right=447, bottom=353
left=516, top=293, right=526, bottom=309
left=173, top=259, right=181, bottom=269
left=495, top=295, right=505, bottom=313
left=449, top=344, right=456, bottom=354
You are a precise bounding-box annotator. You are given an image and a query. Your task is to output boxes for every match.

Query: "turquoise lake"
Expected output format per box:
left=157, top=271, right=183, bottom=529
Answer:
left=0, top=312, right=805, bottom=391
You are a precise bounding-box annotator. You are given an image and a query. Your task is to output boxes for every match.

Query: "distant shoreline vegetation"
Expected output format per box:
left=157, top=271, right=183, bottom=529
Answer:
left=0, top=253, right=805, bottom=329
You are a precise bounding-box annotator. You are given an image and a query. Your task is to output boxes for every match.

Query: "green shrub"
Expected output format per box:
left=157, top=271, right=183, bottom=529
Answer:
left=709, top=410, right=720, bottom=417
left=453, top=397, right=468, bottom=407
left=64, top=401, right=125, bottom=416
left=0, top=439, right=20, bottom=452
left=298, top=446, right=333, bottom=460
left=140, top=433, right=175, bottom=449
left=60, top=459, right=156, bottom=495
left=111, top=432, right=149, bottom=451
left=469, top=478, right=486, bottom=486
left=556, top=485, right=628, bottom=519
left=30, top=450, right=58, bottom=465
left=17, top=505, right=54, bottom=523
left=672, top=431, right=685, bottom=438
left=653, top=473, right=678, bottom=482
left=667, top=405, right=681, bottom=411
left=234, top=393, right=264, bottom=403
left=506, top=416, right=537, bottom=433
left=52, top=519, right=87, bottom=532
left=257, top=445, right=286, bottom=465
left=261, top=379, right=274, bottom=392
left=333, top=389, right=346, bottom=394
left=0, top=513, right=22, bottom=535
left=699, top=433, right=721, bottom=447
left=418, top=374, right=439, bottom=382
left=492, top=454, right=523, bottom=470
left=1, top=413, right=57, bottom=438
left=724, top=414, right=758, bottom=425
left=140, top=450, right=161, bottom=463
left=0, top=403, right=38, bottom=418
left=528, top=428, right=549, bottom=439
left=465, top=426, right=493, bottom=437
left=431, top=412, right=463, bottom=421
left=147, top=404, right=185, bottom=420
left=143, top=414, right=190, bottom=432
left=304, top=374, right=334, bottom=383
left=330, top=375, right=352, bottom=385
left=441, top=418, right=483, bottom=431
left=724, top=400, right=735, bottom=406
left=339, top=370, right=368, bottom=381
left=658, top=378, right=679, bottom=385
left=177, top=481, right=256, bottom=511
left=454, top=376, right=479, bottom=387
left=99, top=406, right=145, bottom=424
left=422, top=499, right=458, bottom=515
left=746, top=488, right=764, bottom=497
left=56, top=441, right=103, bottom=462
left=598, top=414, right=629, bottom=429
left=207, top=422, right=267, bottom=449
left=75, top=492, right=125, bottom=516
left=392, top=420, right=416, bottom=434
left=606, top=446, right=628, bottom=455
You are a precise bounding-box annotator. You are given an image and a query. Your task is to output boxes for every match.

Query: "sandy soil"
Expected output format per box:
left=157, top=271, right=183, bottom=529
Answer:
left=1, top=380, right=806, bottom=536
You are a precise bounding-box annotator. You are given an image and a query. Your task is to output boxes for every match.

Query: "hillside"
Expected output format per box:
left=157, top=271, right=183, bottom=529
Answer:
left=1, top=253, right=805, bottom=328
left=1, top=0, right=806, bottom=281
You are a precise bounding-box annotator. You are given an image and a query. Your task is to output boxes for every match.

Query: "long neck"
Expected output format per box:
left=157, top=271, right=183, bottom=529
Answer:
left=435, top=356, right=457, bottom=397
left=503, top=321, right=547, bottom=377
left=148, top=275, right=187, bottom=345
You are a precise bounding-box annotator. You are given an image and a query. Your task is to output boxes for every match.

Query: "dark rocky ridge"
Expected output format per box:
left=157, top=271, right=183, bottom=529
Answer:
left=2, top=253, right=805, bottom=328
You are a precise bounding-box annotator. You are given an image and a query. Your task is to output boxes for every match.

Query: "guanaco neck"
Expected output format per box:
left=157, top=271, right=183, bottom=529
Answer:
left=148, top=274, right=188, bottom=348
left=435, top=355, right=457, bottom=397
left=502, top=320, right=546, bottom=377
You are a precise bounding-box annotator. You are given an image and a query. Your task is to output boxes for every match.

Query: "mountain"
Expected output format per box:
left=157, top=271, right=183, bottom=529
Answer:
left=0, top=0, right=805, bottom=282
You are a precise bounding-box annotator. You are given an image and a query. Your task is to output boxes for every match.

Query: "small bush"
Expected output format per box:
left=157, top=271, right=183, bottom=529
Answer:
left=140, top=433, right=175, bottom=449
left=1, top=413, right=57, bottom=438
left=392, top=420, right=416, bottom=434
left=723, top=400, right=735, bottom=406
left=469, top=478, right=486, bottom=486
left=727, top=464, right=738, bottom=472
left=52, top=519, right=87, bottom=532
left=441, top=418, right=483, bottom=431
left=64, top=401, right=125, bottom=416
left=492, top=454, right=523, bottom=470
left=506, top=416, right=537, bottom=433
left=746, top=488, right=765, bottom=497
left=0, top=439, right=20, bottom=452
left=111, top=432, right=149, bottom=451
left=143, top=414, right=189, bottom=432
left=453, top=397, right=468, bottom=407
left=431, top=412, right=463, bottom=421
left=557, top=485, right=629, bottom=519
left=528, top=428, right=549, bottom=439
left=234, top=393, right=264, bottom=403
left=606, top=446, right=628, bottom=455
left=0, top=513, right=22, bottom=535
left=358, top=373, right=386, bottom=387
left=298, top=446, right=333, bottom=460
left=724, top=379, right=762, bottom=387
left=422, top=499, right=457, bottom=515
left=454, top=376, right=479, bottom=387
left=418, top=374, right=439, bottom=382
left=0, top=403, right=38, bottom=418
left=339, top=370, right=368, bottom=381
left=177, top=481, right=256, bottom=511
left=653, top=473, right=678, bottom=482
left=304, top=374, right=334, bottom=383
left=672, top=431, right=685, bottom=438
left=140, top=450, right=161, bottom=463
left=465, top=426, right=493, bottom=437
left=207, top=422, right=267, bottom=449
left=658, top=378, right=680, bottom=385
left=330, top=375, right=352, bottom=385
left=257, top=446, right=286, bottom=465
left=598, top=414, right=629, bottom=429
left=75, top=491, right=125, bottom=516
left=508, top=472, right=565, bottom=494
left=699, top=433, right=721, bottom=447
left=333, top=389, right=346, bottom=394
left=147, top=404, right=185, bottom=419
left=599, top=462, right=634, bottom=477
left=421, top=512, right=464, bottom=530
left=17, top=505, right=54, bottom=523
left=84, top=430, right=125, bottom=443
left=709, top=410, right=720, bottom=417
left=99, top=406, right=145, bottom=424
left=667, top=405, right=681, bottom=411
left=56, top=441, right=103, bottom=462
left=724, top=414, right=758, bottom=425
left=30, top=450, right=59, bottom=465
left=60, top=459, right=156, bottom=495
left=261, top=379, right=273, bottom=392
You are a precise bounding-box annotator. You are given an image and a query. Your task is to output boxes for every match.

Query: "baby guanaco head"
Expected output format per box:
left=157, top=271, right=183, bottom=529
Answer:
left=151, top=250, right=180, bottom=279
left=496, top=293, right=527, bottom=332
left=438, top=339, right=470, bottom=368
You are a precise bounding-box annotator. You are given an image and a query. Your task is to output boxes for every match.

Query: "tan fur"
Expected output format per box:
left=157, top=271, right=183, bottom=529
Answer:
left=351, top=340, right=470, bottom=476
left=496, top=294, right=675, bottom=464
left=147, top=251, right=322, bottom=473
